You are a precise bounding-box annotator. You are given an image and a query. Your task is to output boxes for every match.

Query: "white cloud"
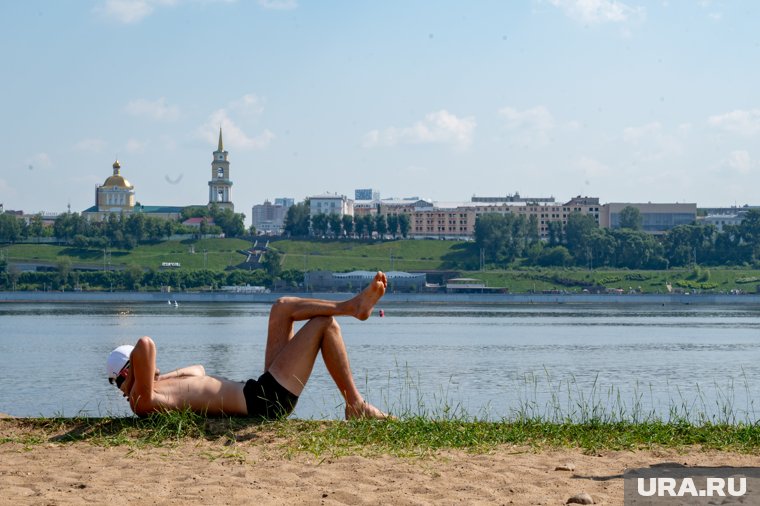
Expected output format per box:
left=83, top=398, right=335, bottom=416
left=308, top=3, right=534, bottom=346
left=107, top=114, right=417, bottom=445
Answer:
left=258, top=0, right=297, bottom=10
left=498, top=105, right=557, bottom=145
left=73, top=138, right=107, bottom=153
left=94, top=0, right=172, bottom=24
left=124, top=97, right=180, bottom=121
left=362, top=110, right=476, bottom=151
left=94, top=0, right=235, bottom=24
left=725, top=150, right=753, bottom=174
left=548, top=0, right=644, bottom=24
left=197, top=93, right=274, bottom=150
left=708, top=109, right=760, bottom=137
left=199, top=109, right=274, bottom=150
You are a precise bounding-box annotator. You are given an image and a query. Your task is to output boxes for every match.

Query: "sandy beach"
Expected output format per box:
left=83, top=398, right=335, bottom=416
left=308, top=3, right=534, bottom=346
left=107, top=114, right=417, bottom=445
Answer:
left=1, top=419, right=758, bottom=506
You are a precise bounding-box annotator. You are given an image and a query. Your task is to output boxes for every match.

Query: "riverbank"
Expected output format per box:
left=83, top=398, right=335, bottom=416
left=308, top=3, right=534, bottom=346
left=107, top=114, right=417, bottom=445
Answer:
left=2, top=417, right=759, bottom=505
left=2, top=289, right=760, bottom=305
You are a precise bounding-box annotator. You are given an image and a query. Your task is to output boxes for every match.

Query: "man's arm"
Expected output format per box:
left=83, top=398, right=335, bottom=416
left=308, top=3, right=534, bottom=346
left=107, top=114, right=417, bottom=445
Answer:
left=157, top=365, right=205, bottom=381
left=126, top=336, right=158, bottom=415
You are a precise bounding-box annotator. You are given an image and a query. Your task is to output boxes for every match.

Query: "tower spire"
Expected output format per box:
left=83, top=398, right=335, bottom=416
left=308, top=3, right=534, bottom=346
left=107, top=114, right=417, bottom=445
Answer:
left=217, top=127, right=224, bottom=152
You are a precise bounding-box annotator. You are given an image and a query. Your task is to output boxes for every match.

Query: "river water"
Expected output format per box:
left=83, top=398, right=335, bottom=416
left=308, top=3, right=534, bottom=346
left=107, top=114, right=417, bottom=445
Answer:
left=1, top=302, right=759, bottom=422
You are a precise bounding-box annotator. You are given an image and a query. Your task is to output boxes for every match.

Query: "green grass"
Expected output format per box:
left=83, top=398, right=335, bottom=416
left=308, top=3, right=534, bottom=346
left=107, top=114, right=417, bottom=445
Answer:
left=3, top=239, right=760, bottom=292
left=2, top=238, right=252, bottom=271
left=272, top=238, right=468, bottom=272
left=3, top=414, right=759, bottom=457
left=464, top=267, right=760, bottom=293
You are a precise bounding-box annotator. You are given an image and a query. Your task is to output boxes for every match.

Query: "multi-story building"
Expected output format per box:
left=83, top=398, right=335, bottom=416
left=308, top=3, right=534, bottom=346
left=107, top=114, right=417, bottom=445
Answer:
left=252, top=199, right=293, bottom=235
left=309, top=193, right=354, bottom=218
left=399, top=196, right=600, bottom=240
left=599, top=203, right=696, bottom=234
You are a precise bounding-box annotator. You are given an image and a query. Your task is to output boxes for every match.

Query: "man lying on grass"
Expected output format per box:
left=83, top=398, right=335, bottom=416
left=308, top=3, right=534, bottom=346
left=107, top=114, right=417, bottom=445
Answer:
left=106, top=272, right=390, bottom=420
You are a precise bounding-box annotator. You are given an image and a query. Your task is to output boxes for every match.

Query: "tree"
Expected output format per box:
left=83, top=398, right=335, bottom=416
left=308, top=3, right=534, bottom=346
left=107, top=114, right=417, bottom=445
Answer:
left=398, top=214, right=410, bottom=238
left=588, top=228, right=617, bottom=268
left=354, top=215, right=366, bottom=238
left=311, top=213, right=329, bottom=237
left=124, top=264, right=144, bottom=290
left=126, top=213, right=146, bottom=242
left=29, top=214, right=44, bottom=240
left=537, top=246, right=573, bottom=267
left=327, top=213, right=342, bottom=238
left=739, top=209, right=760, bottom=263
left=386, top=215, right=399, bottom=239
left=214, top=208, right=245, bottom=237
left=0, top=214, right=21, bottom=242
left=375, top=214, right=387, bottom=238
left=547, top=221, right=564, bottom=246
left=619, top=206, right=643, bottom=230
left=527, top=215, right=540, bottom=246
left=341, top=215, right=354, bottom=238
left=261, top=249, right=282, bottom=277
left=284, top=202, right=311, bottom=237
left=612, top=229, right=664, bottom=269
left=363, top=214, right=375, bottom=238
left=565, top=212, right=598, bottom=267
left=474, top=213, right=527, bottom=266
left=56, top=257, right=72, bottom=289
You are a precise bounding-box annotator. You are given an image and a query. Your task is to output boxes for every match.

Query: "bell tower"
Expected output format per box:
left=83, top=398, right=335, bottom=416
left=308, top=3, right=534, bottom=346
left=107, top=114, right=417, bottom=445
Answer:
left=208, top=127, right=234, bottom=211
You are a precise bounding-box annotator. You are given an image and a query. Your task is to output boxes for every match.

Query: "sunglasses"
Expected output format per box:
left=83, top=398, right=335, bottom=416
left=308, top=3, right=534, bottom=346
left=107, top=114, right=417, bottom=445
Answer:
left=108, top=360, right=130, bottom=389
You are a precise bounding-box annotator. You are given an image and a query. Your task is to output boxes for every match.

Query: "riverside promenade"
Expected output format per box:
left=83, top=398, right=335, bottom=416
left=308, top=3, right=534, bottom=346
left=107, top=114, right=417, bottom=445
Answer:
left=1, top=290, right=759, bottom=305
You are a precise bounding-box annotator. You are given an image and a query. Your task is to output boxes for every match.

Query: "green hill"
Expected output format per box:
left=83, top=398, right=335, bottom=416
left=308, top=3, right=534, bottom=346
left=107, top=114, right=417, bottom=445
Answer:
left=3, top=238, right=760, bottom=293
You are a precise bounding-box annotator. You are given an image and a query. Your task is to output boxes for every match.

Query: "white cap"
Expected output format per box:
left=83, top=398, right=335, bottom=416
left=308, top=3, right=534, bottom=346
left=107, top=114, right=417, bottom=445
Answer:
left=106, top=345, right=134, bottom=380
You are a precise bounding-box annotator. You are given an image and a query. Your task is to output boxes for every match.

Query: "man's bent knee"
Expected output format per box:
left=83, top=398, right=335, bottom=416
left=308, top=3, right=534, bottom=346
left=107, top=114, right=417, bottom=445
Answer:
left=310, top=315, right=337, bottom=329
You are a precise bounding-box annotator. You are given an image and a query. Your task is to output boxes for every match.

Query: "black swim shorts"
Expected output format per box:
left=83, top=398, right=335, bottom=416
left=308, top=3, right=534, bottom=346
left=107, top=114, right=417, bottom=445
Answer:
left=243, top=371, right=298, bottom=419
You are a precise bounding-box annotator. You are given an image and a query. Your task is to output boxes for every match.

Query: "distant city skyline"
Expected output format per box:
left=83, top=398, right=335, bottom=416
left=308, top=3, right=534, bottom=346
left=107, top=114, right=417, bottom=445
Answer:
left=2, top=1, right=760, bottom=223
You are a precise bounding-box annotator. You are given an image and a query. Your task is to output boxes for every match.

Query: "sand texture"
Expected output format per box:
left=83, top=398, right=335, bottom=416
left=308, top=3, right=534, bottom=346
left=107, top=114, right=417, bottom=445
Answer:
left=1, top=421, right=758, bottom=505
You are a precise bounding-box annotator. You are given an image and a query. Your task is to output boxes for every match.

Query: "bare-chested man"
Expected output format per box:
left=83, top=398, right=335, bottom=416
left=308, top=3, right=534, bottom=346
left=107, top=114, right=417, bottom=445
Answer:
left=107, top=272, right=389, bottom=420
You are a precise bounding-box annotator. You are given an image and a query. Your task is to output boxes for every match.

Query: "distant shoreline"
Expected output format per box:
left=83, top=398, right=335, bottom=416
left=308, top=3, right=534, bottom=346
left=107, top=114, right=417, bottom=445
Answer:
left=1, top=290, right=759, bottom=305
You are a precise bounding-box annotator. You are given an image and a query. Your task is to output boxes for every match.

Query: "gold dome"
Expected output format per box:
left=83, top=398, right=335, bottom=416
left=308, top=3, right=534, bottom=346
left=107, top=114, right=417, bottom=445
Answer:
left=103, top=175, right=133, bottom=188
left=113, top=159, right=121, bottom=169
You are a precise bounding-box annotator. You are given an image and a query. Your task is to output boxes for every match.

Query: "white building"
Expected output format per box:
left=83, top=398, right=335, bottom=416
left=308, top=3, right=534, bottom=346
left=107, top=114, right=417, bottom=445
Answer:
left=208, top=128, right=234, bottom=211
left=309, top=193, right=354, bottom=218
left=701, top=213, right=743, bottom=232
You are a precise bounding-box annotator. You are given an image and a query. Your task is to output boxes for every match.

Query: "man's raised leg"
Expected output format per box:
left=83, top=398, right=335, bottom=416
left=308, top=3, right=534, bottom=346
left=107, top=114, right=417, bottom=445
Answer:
left=264, top=272, right=387, bottom=370
left=267, top=315, right=389, bottom=419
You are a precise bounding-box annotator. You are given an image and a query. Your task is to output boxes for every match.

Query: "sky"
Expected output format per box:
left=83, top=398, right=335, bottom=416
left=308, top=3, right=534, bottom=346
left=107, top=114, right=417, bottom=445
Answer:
left=1, top=0, right=759, bottom=224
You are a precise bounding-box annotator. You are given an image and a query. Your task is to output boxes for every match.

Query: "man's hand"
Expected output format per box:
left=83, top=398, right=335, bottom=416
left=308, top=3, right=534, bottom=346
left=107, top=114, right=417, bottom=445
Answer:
left=121, top=364, right=136, bottom=399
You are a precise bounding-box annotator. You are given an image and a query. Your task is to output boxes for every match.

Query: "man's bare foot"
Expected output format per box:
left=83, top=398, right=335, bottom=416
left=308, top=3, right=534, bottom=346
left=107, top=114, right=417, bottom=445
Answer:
left=345, top=400, right=393, bottom=420
left=350, top=272, right=387, bottom=321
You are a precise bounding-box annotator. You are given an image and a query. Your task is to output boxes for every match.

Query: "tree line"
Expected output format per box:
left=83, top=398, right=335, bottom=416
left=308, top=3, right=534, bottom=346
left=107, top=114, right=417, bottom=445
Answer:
left=0, top=261, right=304, bottom=292
left=475, top=207, right=760, bottom=269
left=0, top=204, right=247, bottom=248
left=283, top=202, right=411, bottom=238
